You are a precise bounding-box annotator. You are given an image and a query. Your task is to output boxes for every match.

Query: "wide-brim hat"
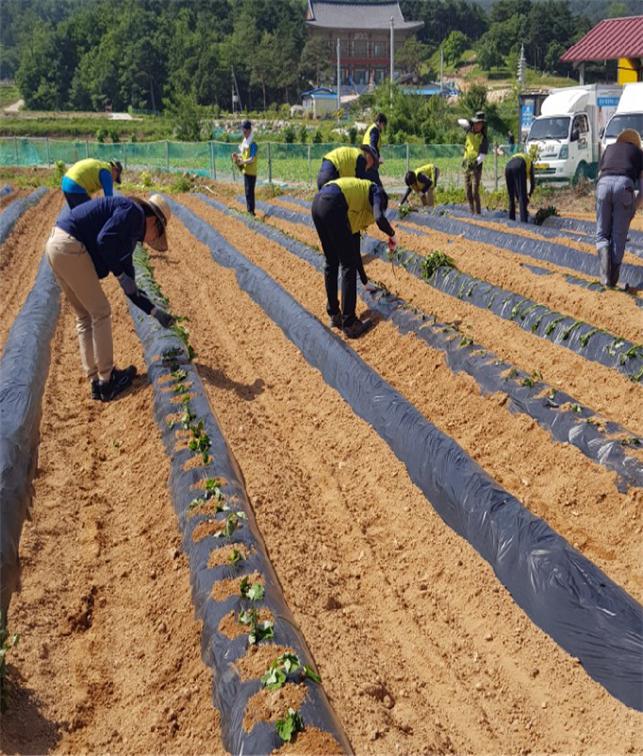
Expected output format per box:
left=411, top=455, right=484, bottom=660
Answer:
left=110, top=159, right=123, bottom=183
left=241, top=119, right=252, bottom=130
left=145, top=194, right=171, bottom=252
left=360, top=143, right=381, bottom=165
left=472, top=111, right=486, bottom=123
left=616, top=128, right=642, bottom=150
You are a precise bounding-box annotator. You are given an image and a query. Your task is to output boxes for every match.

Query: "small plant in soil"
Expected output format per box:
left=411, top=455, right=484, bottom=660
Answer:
left=0, top=613, right=19, bottom=713
left=239, top=608, right=274, bottom=645
left=548, top=388, right=557, bottom=400
left=579, top=328, right=602, bottom=348
left=162, top=346, right=184, bottom=360
left=544, top=316, right=564, bottom=336
left=239, top=576, right=264, bottom=601
left=261, top=653, right=322, bottom=691
left=620, top=437, right=641, bottom=447
left=570, top=403, right=583, bottom=414
left=534, top=205, right=559, bottom=226
left=420, top=251, right=456, bottom=282
left=398, top=203, right=411, bottom=219
left=173, top=383, right=189, bottom=395
left=276, top=708, right=305, bottom=743
left=459, top=336, right=473, bottom=347
left=203, top=478, right=225, bottom=503
left=214, top=511, right=247, bottom=540
left=228, top=548, right=246, bottom=567
left=171, top=368, right=188, bottom=382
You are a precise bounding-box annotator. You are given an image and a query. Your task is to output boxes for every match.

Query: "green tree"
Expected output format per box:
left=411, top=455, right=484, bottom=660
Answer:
left=442, top=31, right=468, bottom=67
left=250, top=31, right=278, bottom=110
left=477, top=37, right=504, bottom=72
left=299, top=36, right=333, bottom=88
left=164, top=89, right=205, bottom=142
left=395, top=38, right=431, bottom=80
left=461, top=84, right=487, bottom=115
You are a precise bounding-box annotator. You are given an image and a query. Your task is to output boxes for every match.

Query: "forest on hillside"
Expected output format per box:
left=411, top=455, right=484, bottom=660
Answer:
left=0, top=0, right=636, bottom=113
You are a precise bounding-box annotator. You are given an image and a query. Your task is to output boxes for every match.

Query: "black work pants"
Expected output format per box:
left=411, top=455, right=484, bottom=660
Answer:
left=311, top=191, right=360, bottom=327
left=505, top=157, right=529, bottom=223
left=243, top=174, right=256, bottom=215
left=64, top=191, right=91, bottom=209
left=316, top=159, right=339, bottom=190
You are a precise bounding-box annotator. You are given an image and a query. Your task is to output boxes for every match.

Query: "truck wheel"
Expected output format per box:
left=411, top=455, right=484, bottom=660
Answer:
left=573, top=163, right=588, bottom=186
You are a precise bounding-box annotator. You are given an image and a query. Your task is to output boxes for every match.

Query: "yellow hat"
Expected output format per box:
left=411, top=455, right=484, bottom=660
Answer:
left=616, top=129, right=642, bottom=150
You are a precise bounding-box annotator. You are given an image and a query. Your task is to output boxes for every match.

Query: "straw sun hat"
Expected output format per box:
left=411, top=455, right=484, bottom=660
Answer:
left=616, top=128, right=642, bottom=150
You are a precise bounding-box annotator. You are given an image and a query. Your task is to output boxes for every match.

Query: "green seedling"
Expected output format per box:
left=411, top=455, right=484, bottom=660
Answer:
left=530, top=309, right=550, bottom=332
left=505, top=368, right=518, bottom=381
left=487, top=292, right=497, bottom=310
left=228, top=548, right=246, bottom=567
left=276, top=709, right=304, bottom=743
left=570, top=403, right=583, bottom=414
left=261, top=653, right=322, bottom=691
left=459, top=336, right=473, bottom=348
left=509, top=300, right=527, bottom=321
left=545, top=316, right=565, bottom=336
left=0, top=613, right=19, bottom=713
left=561, top=320, right=583, bottom=341
left=620, top=345, right=643, bottom=363
left=173, top=383, right=189, bottom=395
left=180, top=409, right=196, bottom=429
left=398, top=203, right=411, bottom=219
left=519, top=303, right=539, bottom=321
left=620, top=437, right=641, bottom=447
left=171, top=368, right=188, bottom=382
left=162, top=346, right=184, bottom=360
left=181, top=394, right=191, bottom=405
left=240, top=576, right=264, bottom=601
left=631, top=365, right=643, bottom=382
left=203, top=478, right=225, bottom=503
left=534, top=205, right=559, bottom=226
left=113, top=439, right=122, bottom=448
left=548, top=388, right=557, bottom=400
left=607, top=338, right=625, bottom=356
left=189, top=419, right=205, bottom=437
left=238, top=608, right=274, bottom=645
left=420, top=251, right=456, bottom=282
left=521, top=376, right=536, bottom=388
left=579, top=328, right=603, bottom=348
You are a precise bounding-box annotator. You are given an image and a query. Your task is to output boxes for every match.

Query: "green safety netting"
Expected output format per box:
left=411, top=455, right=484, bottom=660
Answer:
left=0, top=137, right=518, bottom=187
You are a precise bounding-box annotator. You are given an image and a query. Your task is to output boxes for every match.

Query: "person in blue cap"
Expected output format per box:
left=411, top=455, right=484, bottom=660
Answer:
left=232, top=120, right=258, bottom=214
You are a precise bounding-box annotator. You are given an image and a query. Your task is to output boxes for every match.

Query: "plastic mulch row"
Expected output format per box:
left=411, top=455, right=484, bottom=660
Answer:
left=129, top=246, right=352, bottom=756
left=0, top=187, right=48, bottom=246
left=0, top=247, right=61, bottom=619
left=199, top=194, right=643, bottom=491
left=244, top=198, right=643, bottom=381
left=543, top=212, right=643, bottom=247
left=0, top=184, right=13, bottom=200
left=172, top=196, right=643, bottom=711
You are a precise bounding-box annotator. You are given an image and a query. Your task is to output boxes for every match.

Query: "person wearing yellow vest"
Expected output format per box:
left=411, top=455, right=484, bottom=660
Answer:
left=232, top=119, right=258, bottom=215
left=317, top=144, right=381, bottom=190
left=62, top=158, right=123, bottom=209
left=400, top=164, right=441, bottom=208
left=362, top=113, right=387, bottom=159
left=311, top=177, right=396, bottom=339
left=504, top=151, right=536, bottom=223
left=457, top=111, right=488, bottom=214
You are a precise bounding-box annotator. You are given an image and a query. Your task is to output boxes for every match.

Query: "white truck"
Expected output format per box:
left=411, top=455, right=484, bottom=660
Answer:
left=601, top=82, right=643, bottom=149
left=526, top=84, right=621, bottom=183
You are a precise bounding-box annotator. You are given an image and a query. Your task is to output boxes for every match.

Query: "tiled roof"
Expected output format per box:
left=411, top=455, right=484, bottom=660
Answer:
left=306, top=1, right=423, bottom=31
left=560, top=16, right=643, bottom=62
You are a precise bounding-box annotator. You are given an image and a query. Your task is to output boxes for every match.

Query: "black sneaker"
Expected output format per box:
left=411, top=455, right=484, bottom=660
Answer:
left=329, top=313, right=342, bottom=328
left=342, top=319, right=370, bottom=339
left=99, top=365, right=137, bottom=402
left=91, top=380, right=101, bottom=400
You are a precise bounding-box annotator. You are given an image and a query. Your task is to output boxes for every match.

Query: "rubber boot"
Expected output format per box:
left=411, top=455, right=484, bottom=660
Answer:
left=609, top=263, right=629, bottom=291
left=597, top=245, right=611, bottom=287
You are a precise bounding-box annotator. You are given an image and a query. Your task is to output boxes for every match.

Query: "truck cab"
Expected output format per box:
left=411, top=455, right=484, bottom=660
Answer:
left=527, top=85, right=621, bottom=183
left=602, top=82, right=643, bottom=149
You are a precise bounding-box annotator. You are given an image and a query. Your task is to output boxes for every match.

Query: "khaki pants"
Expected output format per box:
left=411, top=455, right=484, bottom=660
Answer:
left=45, top=227, right=114, bottom=382
left=464, top=164, right=483, bottom=214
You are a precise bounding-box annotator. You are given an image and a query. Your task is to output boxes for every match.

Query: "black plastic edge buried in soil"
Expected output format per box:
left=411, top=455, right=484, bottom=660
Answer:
left=172, top=196, right=643, bottom=711
left=543, top=212, right=643, bottom=247
left=0, top=187, right=48, bottom=246
left=199, top=194, right=643, bottom=491
left=244, top=198, right=643, bottom=381
left=129, top=246, right=353, bottom=756
left=0, top=246, right=61, bottom=620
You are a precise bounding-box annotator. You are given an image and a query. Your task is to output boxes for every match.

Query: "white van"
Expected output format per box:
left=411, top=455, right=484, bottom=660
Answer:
left=601, top=82, right=643, bottom=149
left=527, top=84, right=621, bottom=183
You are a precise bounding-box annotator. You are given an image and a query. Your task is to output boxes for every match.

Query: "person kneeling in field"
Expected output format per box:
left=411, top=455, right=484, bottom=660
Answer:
left=62, top=158, right=123, bottom=209
left=45, top=194, right=175, bottom=402
left=317, top=144, right=382, bottom=190
left=504, top=151, right=536, bottom=223
left=311, top=177, right=397, bottom=339
left=595, top=128, right=643, bottom=290
left=400, top=164, right=440, bottom=209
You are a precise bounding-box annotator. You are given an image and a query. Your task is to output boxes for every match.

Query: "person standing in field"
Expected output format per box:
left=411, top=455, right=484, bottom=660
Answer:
left=504, top=151, right=535, bottom=223
left=311, top=177, right=397, bottom=339
left=363, top=113, right=387, bottom=159
left=232, top=119, right=258, bottom=215
left=400, top=163, right=441, bottom=209
left=595, top=128, right=643, bottom=290
left=457, top=111, right=488, bottom=214
left=317, top=144, right=381, bottom=189
left=45, top=194, right=175, bottom=402
left=62, top=158, right=123, bottom=209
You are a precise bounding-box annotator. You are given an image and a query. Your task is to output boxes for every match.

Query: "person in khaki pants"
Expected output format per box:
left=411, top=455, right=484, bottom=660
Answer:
left=46, top=194, right=175, bottom=401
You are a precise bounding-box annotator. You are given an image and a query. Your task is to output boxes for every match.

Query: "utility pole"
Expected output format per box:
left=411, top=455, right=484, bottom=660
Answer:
left=231, top=65, right=241, bottom=113
left=517, top=45, right=526, bottom=88
left=389, top=16, right=395, bottom=106
left=336, top=38, right=341, bottom=116
left=440, top=46, right=444, bottom=92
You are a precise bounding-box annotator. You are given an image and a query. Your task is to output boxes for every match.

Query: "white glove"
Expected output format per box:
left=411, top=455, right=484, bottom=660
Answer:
left=458, top=119, right=470, bottom=129
left=476, top=154, right=485, bottom=165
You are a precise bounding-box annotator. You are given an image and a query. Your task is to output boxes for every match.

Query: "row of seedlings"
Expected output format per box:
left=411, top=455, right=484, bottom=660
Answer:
left=130, top=242, right=352, bottom=756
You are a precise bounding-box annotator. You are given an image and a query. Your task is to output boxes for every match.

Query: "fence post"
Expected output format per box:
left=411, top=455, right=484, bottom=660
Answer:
left=494, top=144, right=498, bottom=191
left=13, top=137, right=18, bottom=165
left=46, top=137, right=51, bottom=167
left=406, top=143, right=410, bottom=173
left=165, top=141, right=170, bottom=172
left=268, top=142, right=272, bottom=184
left=210, top=141, right=216, bottom=180
left=307, top=144, right=312, bottom=185
left=122, top=142, right=127, bottom=170
left=85, top=141, right=89, bottom=158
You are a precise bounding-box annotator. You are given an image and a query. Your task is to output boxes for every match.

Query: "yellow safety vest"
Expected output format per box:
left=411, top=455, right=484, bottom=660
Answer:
left=324, top=146, right=360, bottom=178
left=411, top=163, right=436, bottom=192
left=65, top=159, right=113, bottom=193
left=362, top=124, right=381, bottom=152
left=241, top=143, right=258, bottom=176
left=513, top=152, right=532, bottom=174
left=328, top=177, right=374, bottom=234
left=463, top=131, right=484, bottom=164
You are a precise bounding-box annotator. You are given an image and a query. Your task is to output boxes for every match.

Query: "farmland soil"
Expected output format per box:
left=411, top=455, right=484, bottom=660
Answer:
left=0, top=273, right=226, bottom=755
left=0, top=188, right=30, bottom=212
left=0, top=191, right=63, bottom=353
left=149, top=196, right=643, bottom=755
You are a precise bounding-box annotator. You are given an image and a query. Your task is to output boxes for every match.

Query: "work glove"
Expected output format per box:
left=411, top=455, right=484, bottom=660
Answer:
left=457, top=118, right=469, bottom=129
left=152, top=307, right=175, bottom=328
left=117, top=272, right=138, bottom=297
left=387, top=234, right=398, bottom=253
left=475, top=154, right=485, bottom=165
